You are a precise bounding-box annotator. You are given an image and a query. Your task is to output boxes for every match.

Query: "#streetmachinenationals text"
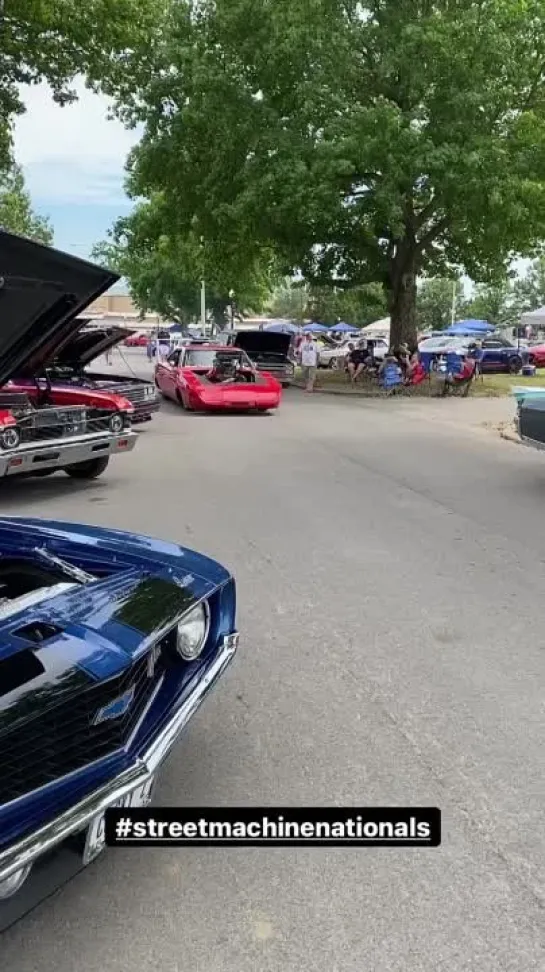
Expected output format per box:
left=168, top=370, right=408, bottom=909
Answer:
left=105, top=806, right=441, bottom=847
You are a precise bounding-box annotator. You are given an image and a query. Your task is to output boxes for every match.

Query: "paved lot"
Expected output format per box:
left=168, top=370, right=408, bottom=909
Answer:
left=2, top=354, right=544, bottom=971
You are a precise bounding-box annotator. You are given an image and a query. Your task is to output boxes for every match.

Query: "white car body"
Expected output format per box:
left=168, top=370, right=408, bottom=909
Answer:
left=418, top=336, right=469, bottom=355
left=319, top=338, right=388, bottom=368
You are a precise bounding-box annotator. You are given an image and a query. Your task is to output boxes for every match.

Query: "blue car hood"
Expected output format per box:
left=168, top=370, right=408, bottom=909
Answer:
left=0, top=518, right=232, bottom=737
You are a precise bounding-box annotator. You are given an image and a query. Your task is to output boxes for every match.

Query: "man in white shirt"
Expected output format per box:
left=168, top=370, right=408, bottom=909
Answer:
left=300, top=333, right=319, bottom=392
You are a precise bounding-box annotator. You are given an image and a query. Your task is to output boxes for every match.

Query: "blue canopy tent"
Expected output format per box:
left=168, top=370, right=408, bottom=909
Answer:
left=302, top=322, right=330, bottom=333
left=445, top=319, right=496, bottom=336
left=329, top=322, right=358, bottom=334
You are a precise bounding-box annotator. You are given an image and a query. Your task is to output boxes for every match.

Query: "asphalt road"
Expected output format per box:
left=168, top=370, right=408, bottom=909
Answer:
left=1, top=357, right=544, bottom=971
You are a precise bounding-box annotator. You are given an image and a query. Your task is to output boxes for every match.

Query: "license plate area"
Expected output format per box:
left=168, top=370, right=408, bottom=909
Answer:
left=82, top=777, right=155, bottom=865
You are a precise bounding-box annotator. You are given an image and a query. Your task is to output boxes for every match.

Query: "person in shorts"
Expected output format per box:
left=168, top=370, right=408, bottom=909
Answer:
left=300, top=333, right=319, bottom=392
left=347, top=340, right=368, bottom=382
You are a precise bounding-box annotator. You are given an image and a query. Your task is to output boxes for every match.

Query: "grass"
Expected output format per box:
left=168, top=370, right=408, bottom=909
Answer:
left=294, top=368, right=545, bottom=398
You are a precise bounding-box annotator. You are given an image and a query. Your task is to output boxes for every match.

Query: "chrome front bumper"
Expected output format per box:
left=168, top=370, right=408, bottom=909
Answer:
left=0, top=634, right=238, bottom=885
left=0, top=430, right=138, bottom=477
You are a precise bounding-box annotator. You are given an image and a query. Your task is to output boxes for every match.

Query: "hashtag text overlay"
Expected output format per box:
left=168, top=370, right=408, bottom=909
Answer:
left=106, top=807, right=441, bottom=847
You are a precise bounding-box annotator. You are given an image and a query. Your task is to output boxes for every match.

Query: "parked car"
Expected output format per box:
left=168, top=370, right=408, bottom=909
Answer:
left=11, top=325, right=160, bottom=424
left=155, top=345, right=282, bottom=413
left=319, top=337, right=388, bottom=369
left=123, top=333, right=149, bottom=347
left=0, top=516, right=238, bottom=929
left=233, top=330, right=295, bottom=386
left=0, top=230, right=138, bottom=481
left=527, top=343, right=545, bottom=368
left=517, top=394, right=545, bottom=450
left=418, top=335, right=526, bottom=374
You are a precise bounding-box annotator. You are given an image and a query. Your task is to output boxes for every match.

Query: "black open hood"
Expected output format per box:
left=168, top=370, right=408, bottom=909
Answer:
left=234, top=330, right=291, bottom=356
left=0, top=231, right=118, bottom=385
left=53, top=326, right=133, bottom=368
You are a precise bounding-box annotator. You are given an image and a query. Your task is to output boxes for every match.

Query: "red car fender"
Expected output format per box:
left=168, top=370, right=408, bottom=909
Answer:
left=257, top=371, right=283, bottom=394
left=0, top=409, right=18, bottom=429
left=4, top=381, right=134, bottom=415
left=176, top=368, right=201, bottom=406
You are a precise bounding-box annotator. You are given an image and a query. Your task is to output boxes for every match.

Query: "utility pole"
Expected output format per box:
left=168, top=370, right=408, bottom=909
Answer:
left=199, top=235, right=206, bottom=335
left=451, top=280, right=457, bottom=325
left=200, top=278, right=206, bottom=335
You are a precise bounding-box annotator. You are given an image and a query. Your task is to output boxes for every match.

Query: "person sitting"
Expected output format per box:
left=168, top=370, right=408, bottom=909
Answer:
left=404, top=352, right=426, bottom=386
left=441, top=353, right=476, bottom=395
left=347, top=341, right=368, bottom=383
left=343, top=342, right=355, bottom=373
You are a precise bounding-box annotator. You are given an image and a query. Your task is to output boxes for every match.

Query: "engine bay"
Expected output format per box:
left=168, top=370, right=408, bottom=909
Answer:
left=0, top=559, right=80, bottom=621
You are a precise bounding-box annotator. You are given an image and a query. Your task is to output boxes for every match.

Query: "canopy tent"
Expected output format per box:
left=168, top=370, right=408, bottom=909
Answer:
left=360, top=317, right=390, bottom=339
left=302, top=322, right=330, bottom=333
left=521, top=306, right=545, bottom=330
left=445, top=319, right=495, bottom=336
left=329, top=322, right=358, bottom=334
left=262, top=321, right=301, bottom=335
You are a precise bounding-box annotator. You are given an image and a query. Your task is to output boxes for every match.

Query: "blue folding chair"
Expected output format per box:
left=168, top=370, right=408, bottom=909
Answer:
left=380, top=362, right=403, bottom=394
left=445, top=352, right=463, bottom=377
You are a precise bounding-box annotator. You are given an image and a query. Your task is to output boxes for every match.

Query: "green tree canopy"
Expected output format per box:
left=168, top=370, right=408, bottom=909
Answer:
left=0, top=161, right=52, bottom=244
left=116, top=0, right=545, bottom=349
left=511, top=256, right=545, bottom=316
left=461, top=281, right=516, bottom=327
left=267, top=280, right=387, bottom=326
left=0, top=0, right=165, bottom=163
left=93, top=194, right=279, bottom=326
left=416, top=277, right=464, bottom=333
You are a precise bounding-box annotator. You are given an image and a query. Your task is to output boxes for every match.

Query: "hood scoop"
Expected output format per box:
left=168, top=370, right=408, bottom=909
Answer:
left=12, top=621, right=63, bottom=645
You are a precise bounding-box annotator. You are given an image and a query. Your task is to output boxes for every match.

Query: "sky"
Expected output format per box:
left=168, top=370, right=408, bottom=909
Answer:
left=13, top=79, right=140, bottom=289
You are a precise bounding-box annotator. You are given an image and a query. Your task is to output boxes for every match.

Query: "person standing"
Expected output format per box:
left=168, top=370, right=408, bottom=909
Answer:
left=300, top=332, right=319, bottom=392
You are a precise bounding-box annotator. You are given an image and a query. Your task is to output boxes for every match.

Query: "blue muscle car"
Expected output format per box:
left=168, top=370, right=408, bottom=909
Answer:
left=0, top=517, right=238, bottom=929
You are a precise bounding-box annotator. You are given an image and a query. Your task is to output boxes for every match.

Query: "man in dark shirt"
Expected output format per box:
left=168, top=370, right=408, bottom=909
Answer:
left=347, top=341, right=368, bottom=383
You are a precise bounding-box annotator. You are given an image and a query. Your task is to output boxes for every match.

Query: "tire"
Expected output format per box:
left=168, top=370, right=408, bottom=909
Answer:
left=508, top=356, right=522, bottom=374
left=329, top=358, right=340, bottom=370
left=64, top=456, right=110, bottom=480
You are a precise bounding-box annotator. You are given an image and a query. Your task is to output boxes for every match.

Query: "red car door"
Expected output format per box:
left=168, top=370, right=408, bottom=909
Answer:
left=156, top=351, right=180, bottom=400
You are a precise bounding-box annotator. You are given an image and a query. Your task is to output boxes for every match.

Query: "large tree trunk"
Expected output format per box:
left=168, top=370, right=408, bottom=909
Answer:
left=386, top=229, right=419, bottom=351
left=387, top=266, right=418, bottom=351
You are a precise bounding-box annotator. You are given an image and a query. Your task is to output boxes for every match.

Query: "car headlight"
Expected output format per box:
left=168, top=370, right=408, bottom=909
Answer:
left=109, top=412, right=125, bottom=434
left=0, top=426, right=20, bottom=449
left=176, top=602, right=209, bottom=661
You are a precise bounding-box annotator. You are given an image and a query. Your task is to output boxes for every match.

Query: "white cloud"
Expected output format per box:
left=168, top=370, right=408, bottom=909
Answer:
left=13, top=79, right=141, bottom=204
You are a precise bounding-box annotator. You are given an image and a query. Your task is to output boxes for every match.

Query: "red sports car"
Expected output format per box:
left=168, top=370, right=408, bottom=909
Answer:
left=155, top=344, right=282, bottom=412
left=528, top=344, right=545, bottom=368
left=124, top=333, right=149, bottom=347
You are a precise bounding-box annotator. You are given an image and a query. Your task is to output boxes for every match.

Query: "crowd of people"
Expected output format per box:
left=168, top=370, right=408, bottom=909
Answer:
left=296, top=333, right=477, bottom=395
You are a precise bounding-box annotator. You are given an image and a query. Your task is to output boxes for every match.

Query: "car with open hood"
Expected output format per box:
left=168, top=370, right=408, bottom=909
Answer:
left=233, top=330, right=295, bottom=386
left=0, top=515, right=239, bottom=928
left=9, top=324, right=160, bottom=424
left=0, top=231, right=138, bottom=481
left=154, top=344, right=282, bottom=412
